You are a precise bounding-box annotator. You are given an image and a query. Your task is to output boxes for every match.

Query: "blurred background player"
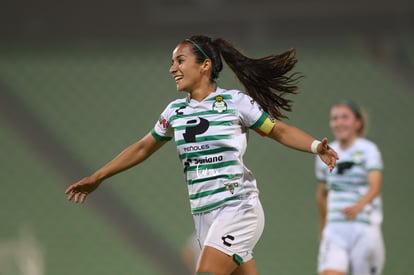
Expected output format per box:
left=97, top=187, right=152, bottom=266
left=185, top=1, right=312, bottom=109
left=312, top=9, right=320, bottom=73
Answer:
left=315, top=101, right=385, bottom=275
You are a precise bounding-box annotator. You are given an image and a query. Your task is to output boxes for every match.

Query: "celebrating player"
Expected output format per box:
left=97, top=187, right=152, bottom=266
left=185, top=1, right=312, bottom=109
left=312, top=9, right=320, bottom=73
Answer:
left=65, top=34, right=338, bottom=275
left=315, top=101, right=385, bottom=275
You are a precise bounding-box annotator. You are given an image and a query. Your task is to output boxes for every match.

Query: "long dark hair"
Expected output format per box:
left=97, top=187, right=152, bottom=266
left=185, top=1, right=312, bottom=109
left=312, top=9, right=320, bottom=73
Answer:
left=182, top=34, right=302, bottom=119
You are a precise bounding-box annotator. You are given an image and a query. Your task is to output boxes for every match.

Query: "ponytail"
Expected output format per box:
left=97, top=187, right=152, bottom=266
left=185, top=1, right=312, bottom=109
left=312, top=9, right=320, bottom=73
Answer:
left=183, top=35, right=302, bottom=119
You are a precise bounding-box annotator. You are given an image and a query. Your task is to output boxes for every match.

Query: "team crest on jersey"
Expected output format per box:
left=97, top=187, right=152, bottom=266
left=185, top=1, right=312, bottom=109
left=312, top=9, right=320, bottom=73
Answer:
left=224, top=182, right=239, bottom=194
left=352, top=150, right=363, bottom=164
left=212, top=96, right=227, bottom=113
left=158, top=115, right=168, bottom=129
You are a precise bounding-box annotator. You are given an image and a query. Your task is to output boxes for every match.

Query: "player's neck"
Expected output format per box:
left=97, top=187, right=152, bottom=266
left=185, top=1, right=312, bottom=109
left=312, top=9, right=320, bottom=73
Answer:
left=338, top=135, right=358, bottom=150
left=188, top=80, right=216, bottom=102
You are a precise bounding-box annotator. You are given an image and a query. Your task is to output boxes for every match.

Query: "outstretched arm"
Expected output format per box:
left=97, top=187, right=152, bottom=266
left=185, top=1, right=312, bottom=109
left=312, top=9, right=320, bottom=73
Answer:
left=267, top=120, right=338, bottom=171
left=65, top=132, right=167, bottom=203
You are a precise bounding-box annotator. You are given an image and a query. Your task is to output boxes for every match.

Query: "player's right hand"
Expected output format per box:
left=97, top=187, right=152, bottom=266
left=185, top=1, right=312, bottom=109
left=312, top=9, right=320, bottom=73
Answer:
left=65, top=176, right=101, bottom=204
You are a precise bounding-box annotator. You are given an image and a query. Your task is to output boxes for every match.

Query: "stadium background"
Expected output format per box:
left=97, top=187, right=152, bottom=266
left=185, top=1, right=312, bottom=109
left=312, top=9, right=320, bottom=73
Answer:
left=1, top=0, right=413, bottom=274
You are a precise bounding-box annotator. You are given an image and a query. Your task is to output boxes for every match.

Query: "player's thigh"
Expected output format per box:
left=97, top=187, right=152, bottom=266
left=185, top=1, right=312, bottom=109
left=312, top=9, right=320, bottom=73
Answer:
left=196, top=245, right=238, bottom=275
left=350, top=226, right=385, bottom=275
left=371, top=230, right=385, bottom=274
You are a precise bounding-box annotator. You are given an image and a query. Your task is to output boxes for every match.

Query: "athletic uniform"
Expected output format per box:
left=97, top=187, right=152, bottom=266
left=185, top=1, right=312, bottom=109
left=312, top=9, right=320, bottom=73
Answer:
left=151, top=87, right=274, bottom=264
left=315, top=138, right=385, bottom=275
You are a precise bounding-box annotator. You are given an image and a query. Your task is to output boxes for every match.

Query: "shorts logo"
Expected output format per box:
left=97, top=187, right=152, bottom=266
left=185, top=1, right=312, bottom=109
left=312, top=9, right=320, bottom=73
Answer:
left=212, top=96, right=227, bottom=113
left=221, top=234, right=235, bottom=247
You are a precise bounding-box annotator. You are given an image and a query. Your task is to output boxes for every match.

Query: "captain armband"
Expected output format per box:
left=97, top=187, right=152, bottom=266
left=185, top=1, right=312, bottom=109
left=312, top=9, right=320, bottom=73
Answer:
left=253, top=117, right=275, bottom=136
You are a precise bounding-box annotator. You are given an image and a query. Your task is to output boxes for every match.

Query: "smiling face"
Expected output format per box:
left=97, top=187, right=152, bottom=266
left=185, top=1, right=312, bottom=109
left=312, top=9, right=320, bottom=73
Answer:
left=330, top=104, right=362, bottom=143
left=169, top=43, right=209, bottom=92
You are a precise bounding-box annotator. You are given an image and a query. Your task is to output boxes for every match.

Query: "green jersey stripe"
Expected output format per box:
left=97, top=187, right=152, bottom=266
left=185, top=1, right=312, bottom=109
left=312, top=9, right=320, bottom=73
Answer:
left=175, top=120, right=234, bottom=131
left=176, top=134, right=232, bottom=146
left=170, top=110, right=236, bottom=122
left=330, top=181, right=368, bottom=186
left=331, top=173, right=366, bottom=179
left=328, top=218, right=370, bottom=224
left=368, top=167, right=383, bottom=171
left=151, top=129, right=172, bottom=142
left=184, top=160, right=239, bottom=172
left=250, top=112, right=268, bottom=129
left=330, top=188, right=349, bottom=192
left=192, top=195, right=241, bottom=214
left=180, top=147, right=238, bottom=160
left=329, top=198, right=360, bottom=203
left=187, top=173, right=242, bottom=185
left=189, top=187, right=228, bottom=200
left=171, top=102, right=188, bottom=108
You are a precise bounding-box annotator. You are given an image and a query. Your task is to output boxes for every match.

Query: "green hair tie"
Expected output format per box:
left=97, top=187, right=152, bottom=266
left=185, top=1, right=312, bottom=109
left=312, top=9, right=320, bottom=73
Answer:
left=339, top=100, right=362, bottom=118
left=185, top=39, right=210, bottom=60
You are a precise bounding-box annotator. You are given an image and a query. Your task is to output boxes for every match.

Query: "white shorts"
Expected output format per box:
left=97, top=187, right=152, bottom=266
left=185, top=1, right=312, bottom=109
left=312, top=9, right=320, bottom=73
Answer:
left=318, top=223, right=385, bottom=275
left=193, top=196, right=265, bottom=264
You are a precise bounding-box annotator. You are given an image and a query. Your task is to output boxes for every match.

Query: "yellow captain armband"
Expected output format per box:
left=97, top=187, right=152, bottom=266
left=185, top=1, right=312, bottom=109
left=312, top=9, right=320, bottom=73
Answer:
left=252, top=115, right=276, bottom=136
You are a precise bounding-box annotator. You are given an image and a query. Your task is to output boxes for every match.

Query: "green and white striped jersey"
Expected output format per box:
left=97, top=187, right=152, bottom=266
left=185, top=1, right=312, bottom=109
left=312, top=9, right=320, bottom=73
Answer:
left=151, top=87, right=275, bottom=214
left=315, top=138, right=383, bottom=225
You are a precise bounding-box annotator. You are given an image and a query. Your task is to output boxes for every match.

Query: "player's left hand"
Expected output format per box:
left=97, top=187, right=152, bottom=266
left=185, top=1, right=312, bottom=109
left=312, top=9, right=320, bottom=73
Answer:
left=342, top=204, right=362, bottom=220
left=317, top=137, right=339, bottom=172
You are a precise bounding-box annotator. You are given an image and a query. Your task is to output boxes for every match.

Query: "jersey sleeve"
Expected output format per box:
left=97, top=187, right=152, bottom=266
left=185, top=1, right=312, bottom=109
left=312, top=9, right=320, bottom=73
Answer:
left=151, top=103, right=174, bottom=142
left=236, top=92, right=275, bottom=136
left=315, top=156, right=327, bottom=182
left=365, top=142, right=383, bottom=171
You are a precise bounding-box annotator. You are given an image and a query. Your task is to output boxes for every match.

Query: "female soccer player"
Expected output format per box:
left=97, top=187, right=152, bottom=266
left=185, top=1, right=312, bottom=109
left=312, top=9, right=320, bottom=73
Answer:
left=315, top=101, right=385, bottom=275
left=65, top=34, right=338, bottom=275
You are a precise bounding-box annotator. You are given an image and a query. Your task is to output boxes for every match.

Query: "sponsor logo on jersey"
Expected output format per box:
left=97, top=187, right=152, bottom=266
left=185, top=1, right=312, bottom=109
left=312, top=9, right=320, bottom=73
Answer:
left=182, top=144, right=210, bottom=152
left=336, top=161, right=355, bottom=175
left=185, top=155, right=223, bottom=166
left=175, top=106, right=186, bottom=115
left=196, top=167, right=218, bottom=178
left=212, top=95, right=227, bottom=113
left=158, top=116, right=168, bottom=129
left=183, top=117, right=210, bottom=142
left=224, top=182, right=239, bottom=194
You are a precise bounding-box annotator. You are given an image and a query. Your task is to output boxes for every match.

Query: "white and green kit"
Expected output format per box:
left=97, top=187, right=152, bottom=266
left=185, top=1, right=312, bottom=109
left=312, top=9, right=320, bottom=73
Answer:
left=315, top=138, right=385, bottom=274
left=152, top=87, right=275, bottom=214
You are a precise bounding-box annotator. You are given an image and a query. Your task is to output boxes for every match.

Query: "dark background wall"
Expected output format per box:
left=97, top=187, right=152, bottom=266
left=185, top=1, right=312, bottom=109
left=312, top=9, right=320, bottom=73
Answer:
left=1, top=1, right=413, bottom=274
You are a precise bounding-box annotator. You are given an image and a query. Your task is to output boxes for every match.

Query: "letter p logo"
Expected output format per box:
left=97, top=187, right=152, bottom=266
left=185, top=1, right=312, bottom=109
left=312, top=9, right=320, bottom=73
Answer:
left=183, top=117, right=209, bottom=143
